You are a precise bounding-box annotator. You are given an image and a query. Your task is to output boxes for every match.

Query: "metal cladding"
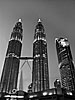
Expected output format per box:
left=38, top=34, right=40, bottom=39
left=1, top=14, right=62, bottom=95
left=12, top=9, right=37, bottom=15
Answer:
left=32, top=19, right=49, bottom=92
left=19, top=70, right=23, bottom=91
left=0, top=19, right=23, bottom=93
left=55, top=37, right=75, bottom=92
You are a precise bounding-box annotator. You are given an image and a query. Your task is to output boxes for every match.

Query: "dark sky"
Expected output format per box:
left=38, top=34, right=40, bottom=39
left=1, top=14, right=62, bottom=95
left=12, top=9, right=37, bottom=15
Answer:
left=0, top=0, right=75, bottom=91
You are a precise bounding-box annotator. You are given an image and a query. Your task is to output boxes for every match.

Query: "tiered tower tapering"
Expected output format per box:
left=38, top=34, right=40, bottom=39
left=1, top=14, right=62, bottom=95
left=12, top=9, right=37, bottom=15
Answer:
left=32, top=19, right=49, bottom=92
left=0, top=19, right=23, bottom=93
left=55, top=38, right=75, bottom=92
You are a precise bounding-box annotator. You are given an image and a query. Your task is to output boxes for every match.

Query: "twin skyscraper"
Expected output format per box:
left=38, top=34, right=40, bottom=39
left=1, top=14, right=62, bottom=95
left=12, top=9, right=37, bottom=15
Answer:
left=0, top=19, right=75, bottom=94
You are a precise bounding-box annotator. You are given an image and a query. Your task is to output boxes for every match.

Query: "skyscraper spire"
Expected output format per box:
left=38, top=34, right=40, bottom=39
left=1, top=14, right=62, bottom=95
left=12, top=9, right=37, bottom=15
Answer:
left=0, top=19, right=23, bottom=93
left=32, top=20, right=49, bottom=92
left=18, top=18, right=22, bottom=22
left=38, top=18, right=41, bottom=23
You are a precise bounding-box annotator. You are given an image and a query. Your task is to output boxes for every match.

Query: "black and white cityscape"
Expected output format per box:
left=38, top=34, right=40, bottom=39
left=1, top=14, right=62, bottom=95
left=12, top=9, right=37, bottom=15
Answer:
left=0, top=0, right=75, bottom=100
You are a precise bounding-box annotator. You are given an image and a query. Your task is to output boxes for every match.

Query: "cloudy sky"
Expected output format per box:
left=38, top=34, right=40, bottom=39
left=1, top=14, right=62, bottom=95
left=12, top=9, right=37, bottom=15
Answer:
left=0, top=0, right=75, bottom=91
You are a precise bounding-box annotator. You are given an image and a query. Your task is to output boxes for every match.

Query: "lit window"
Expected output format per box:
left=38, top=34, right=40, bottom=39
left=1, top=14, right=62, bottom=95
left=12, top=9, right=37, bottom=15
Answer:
left=60, top=39, right=69, bottom=47
left=48, top=92, right=53, bottom=95
left=43, top=54, right=46, bottom=58
left=29, top=95, right=34, bottom=98
left=67, top=92, right=72, bottom=95
left=43, top=92, right=47, bottom=96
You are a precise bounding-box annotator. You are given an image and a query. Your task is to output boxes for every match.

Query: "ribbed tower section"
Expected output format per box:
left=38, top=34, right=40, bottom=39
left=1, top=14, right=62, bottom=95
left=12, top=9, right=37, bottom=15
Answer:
left=55, top=37, right=75, bottom=92
left=32, top=19, right=49, bottom=92
left=0, top=19, right=23, bottom=93
left=19, top=70, right=23, bottom=91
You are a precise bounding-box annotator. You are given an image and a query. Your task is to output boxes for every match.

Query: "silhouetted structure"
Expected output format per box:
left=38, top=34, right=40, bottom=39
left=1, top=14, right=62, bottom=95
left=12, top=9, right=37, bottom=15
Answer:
left=28, top=83, right=33, bottom=93
left=1, top=88, right=75, bottom=100
left=32, top=19, right=49, bottom=92
left=54, top=79, right=61, bottom=88
left=55, top=38, right=75, bottom=92
left=27, top=88, right=75, bottom=100
left=54, top=79, right=62, bottom=95
left=0, top=19, right=23, bottom=93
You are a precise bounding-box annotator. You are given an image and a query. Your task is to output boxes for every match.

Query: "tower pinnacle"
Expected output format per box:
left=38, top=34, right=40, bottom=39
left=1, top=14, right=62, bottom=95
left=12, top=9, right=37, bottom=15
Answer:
left=38, top=18, right=41, bottom=23
left=18, top=18, right=22, bottom=22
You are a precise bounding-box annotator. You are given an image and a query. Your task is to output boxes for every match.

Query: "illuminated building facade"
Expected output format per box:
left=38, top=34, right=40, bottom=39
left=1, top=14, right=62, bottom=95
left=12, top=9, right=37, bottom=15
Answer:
left=1, top=88, right=75, bottom=100
left=0, top=19, right=23, bottom=93
left=32, top=19, right=49, bottom=92
left=55, top=38, right=75, bottom=92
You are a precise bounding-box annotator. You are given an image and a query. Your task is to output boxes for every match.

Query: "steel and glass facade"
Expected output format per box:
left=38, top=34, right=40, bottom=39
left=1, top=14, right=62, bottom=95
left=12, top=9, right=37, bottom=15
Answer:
left=32, top=19, right=49, bottom=92
left=55, top=38, right=75, bottom=92
left=0, top=19, right=23, bottom=93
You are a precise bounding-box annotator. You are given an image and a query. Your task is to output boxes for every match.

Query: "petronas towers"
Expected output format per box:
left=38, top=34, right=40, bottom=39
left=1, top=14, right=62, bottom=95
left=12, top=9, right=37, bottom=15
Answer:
left=0, top=19, right=49, bottom=94
left=0, top=19, right=75, bottom=95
